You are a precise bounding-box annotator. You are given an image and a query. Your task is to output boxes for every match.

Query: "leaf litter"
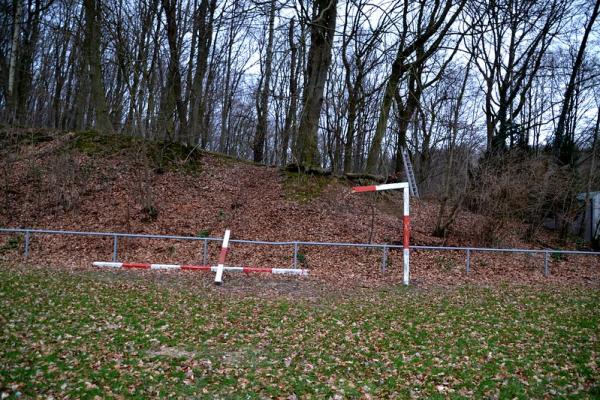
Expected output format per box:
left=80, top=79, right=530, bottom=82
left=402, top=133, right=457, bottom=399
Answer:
left=1, top=140, right=598, bottom=289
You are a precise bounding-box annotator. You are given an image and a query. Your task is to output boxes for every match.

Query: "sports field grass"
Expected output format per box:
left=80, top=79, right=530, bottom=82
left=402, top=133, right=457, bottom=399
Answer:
left=0, top=265, right=598, bottom=399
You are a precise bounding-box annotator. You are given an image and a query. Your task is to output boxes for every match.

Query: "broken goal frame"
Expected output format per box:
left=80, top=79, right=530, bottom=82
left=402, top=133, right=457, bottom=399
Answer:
left=93, top=229, right=309, bottom=285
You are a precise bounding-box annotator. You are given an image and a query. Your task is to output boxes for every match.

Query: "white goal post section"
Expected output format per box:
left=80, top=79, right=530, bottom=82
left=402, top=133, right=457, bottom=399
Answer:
left=352, top=182, right=410, bottom=285
left=214, top=229, right=231, bottom=285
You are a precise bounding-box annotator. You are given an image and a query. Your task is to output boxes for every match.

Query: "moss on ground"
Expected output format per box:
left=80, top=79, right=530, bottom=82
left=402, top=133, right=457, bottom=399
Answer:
left=64, top=130, right=203, bottom=173
left=0, top=128, right=54, bottom=148
left=282, top=171, right=333, bottom=203
left=203, top=149, right=262, bottom=167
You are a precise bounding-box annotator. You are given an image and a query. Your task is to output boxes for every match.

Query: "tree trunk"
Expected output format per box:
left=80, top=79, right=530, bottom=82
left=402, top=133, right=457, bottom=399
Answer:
left=253, top=0, right=276, bottom=163
left=190, top=0, right=216, bottom=146
left=145, top=17, right=161, bottom=136
left=294, top=0, right=337, bottom=169
left=83, top=0, right=113, bottom=133
left=281, top=17, right=298, bottom=165
left=394, top=59, right=424, bottom=174
left=52, top=14, right=72, bottom=128
left=160, top=0, right=188, bottom=140
left=6, top=0, right=23, bottom=123
left=219, top=24, right=235, bottom=153
left=365, top=51, right=405, bottom=173
left=343, top=85, right=358, bottom=173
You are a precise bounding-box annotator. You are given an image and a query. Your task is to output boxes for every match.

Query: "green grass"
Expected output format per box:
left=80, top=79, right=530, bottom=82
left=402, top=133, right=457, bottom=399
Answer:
left=1, top=267, right=599, bottom=398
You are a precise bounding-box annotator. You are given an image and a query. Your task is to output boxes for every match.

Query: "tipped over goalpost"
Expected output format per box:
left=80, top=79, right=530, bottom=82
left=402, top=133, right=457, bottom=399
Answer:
left=93, top=227, right=309, bottom=285
left=352, top=182, right=410, bottom=285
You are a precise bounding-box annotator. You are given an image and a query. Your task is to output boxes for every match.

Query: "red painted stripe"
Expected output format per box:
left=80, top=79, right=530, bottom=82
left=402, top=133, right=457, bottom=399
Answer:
left=123, top=263, right=150, bottom=269
left=218, top=248, right=229, bottom=264
left=352, top=185, right=377, bottom=193
left=181, top=265, right=212, bottom=271
left=403, top=215, right=410, bottom=249
left=242, top=267, right=272, bottom=273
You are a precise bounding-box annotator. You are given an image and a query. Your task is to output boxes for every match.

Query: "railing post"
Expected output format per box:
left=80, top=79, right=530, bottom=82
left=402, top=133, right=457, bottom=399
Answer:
left=112, top=235, right=118, bottom=262
left=293, top=242, right=298, bottom=269
left=24, top=231, right=30, bottom=259
left=544, top=251, right=549, bottom=277
left=203, top=239, right=208, bottom=265
left=466, top=249, right=471, bottom=273
left=381, top=245, right=388, bottom=273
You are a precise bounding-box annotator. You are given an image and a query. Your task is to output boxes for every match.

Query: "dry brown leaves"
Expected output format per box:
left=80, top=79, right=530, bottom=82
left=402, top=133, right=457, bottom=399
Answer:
left=1, top=138, right=598, bottom=290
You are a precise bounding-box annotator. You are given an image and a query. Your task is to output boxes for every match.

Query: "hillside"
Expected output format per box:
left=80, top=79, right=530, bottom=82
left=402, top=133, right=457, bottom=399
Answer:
left=1, top=130, right=598, bottom=286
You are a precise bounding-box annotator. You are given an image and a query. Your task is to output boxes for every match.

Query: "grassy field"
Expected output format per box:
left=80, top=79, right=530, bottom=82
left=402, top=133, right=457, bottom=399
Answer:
left=0, top=266, right=598, bottom=399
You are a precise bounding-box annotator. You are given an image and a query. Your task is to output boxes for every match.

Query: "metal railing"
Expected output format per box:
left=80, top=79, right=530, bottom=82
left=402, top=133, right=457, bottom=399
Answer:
left=1, top=227, right=599, bottom=277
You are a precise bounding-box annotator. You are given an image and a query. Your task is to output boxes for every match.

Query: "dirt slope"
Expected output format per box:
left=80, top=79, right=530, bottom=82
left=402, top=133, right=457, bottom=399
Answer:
left=1, top=130, right=598, bottom=286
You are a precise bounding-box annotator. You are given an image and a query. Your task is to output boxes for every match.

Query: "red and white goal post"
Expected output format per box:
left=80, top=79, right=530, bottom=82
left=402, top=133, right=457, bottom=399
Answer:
left=92, top=262, right=308, bottom=275
left=93, top=228, right=309, bottom=284
left=214, top=229, right=231, bottom=285
left=352, top=182, right=411, bottom=285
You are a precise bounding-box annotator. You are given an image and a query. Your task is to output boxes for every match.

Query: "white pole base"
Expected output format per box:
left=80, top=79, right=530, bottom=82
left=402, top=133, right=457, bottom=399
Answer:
left=403, top=249, right=410, bottom=286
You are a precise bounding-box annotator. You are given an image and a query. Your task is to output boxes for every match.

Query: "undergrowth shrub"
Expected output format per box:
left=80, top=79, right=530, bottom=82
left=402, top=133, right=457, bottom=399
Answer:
left=45, top=152, right=93, bottom=211
left=466, top=150, right=582, bottom=245
left=129, top=144, right=159, bottom=222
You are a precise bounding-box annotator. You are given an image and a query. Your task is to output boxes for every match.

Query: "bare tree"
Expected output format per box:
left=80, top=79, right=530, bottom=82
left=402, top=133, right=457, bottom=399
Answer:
left=365, top=0, right=467, bottom=173
left=83, top=0, right=114, bottom=133
left=280, top=16, right=299, bottom=165
left=340, top=0, right=386, bottom=173
left=189, top=0, right=217, bottom=146
left=433, top=62, right=471, bottom=237
left=294, top=0, right=337, bottom=169
left=159, top=0, right=188, bottom=140
left=253, top=0, right=277, bottom=162
left=467, top=0, right=568, bottom=153
left=553, top=0, right=600, bottom=165
left=5, top=0, right=22, bottom=123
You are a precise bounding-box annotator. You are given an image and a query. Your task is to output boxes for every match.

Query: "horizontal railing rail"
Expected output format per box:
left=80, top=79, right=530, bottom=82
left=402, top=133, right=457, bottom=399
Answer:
left=1, top=227, right=599, bottom=277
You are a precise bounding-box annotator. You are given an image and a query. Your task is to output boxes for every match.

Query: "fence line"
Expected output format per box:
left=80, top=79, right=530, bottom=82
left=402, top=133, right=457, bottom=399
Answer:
left=1, top=227, right=599, bottom=277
